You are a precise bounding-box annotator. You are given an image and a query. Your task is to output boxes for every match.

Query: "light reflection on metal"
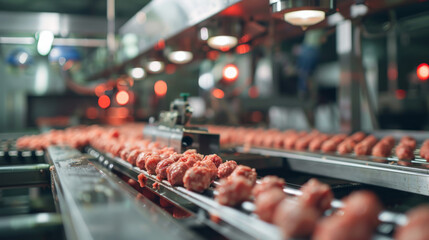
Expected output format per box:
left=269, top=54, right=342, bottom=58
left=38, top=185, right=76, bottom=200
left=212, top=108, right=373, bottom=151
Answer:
left=0, top=37, right=35, bottom=45
left=120, top=0, right=241, bottom=61
left=37, top=30, right=54, bottom=56
left=53, top=38, right=107, bottom=47
left=34, top=63, right=49, bottom=95
left=107, top=0, right=116, bottom=61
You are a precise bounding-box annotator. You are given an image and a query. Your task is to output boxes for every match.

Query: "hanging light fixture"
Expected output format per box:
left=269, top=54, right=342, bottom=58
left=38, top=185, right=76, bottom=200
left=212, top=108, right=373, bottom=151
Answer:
left=166, top=37, right=194, bottom=64
left=270, top=0, right=336, bottom=30
left=204, top=18, right=241, bottom=51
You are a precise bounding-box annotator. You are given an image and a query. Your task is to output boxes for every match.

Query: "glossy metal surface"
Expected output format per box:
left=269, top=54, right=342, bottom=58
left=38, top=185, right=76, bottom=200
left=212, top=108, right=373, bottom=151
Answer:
left=0, top=164, right=50, bottom=188
left=119, top=0, right=241, bottom=61
left=0, top=11, right=126, bottom=35
left=47, top=145, right=200, bottom=240
left=86, top=146, right=283, bottom=240
left=237, top=145, right=429, bottom=196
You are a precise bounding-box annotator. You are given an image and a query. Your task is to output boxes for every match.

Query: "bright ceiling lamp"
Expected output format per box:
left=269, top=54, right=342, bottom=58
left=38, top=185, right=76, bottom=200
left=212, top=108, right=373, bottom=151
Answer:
left=270, top=0, right=335, bottom=30
left=37, top=30, right=54, bottom=56
left=207, top=36, right=238, bottom=51
left=204, top=18, right=241, bottom=51
left=168, top=51, right=193, bottom=64
left=130, top=67, right=145, bottom=79
left=146, top=60, right=164, bottom=74
left=284, top=10, right=325, bottom=27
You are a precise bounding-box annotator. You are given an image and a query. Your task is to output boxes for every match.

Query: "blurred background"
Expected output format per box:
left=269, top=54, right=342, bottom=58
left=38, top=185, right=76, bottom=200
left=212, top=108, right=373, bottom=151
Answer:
left=1, top=0, right=429, bottom=133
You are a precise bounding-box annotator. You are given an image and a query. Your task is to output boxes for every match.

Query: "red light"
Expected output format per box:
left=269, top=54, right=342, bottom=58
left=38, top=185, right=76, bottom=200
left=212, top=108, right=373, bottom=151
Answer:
left=86, top=107, right=98, bottom=119
left=98, top=95, right=111, bottom=109
left=154, top=80, right=167, bottom=97
left=396, top=89, right=406, bottom=100
left=223, top=64, right=239, bottom=82
left=94, top=85, right=105, bottom=97
left=236, top=44, right=250, bottom=54
left=212, top=88, right=225, bottom=99
left=239, top=34, right=251, bottom=43
left=207, top=51, right=219, bottom=61
left=116, top=91, right=129, bottom=105
left=248, top=86, right=259, bottom=98
left=154, top=39, right=165, bottom=50
left=220, top=4, right=244, bottom=16
left=220, top=46, right=230, bottom=52
left=166, top=64, right=177, bottom=74
left=417, top=63, right=429, bottom=81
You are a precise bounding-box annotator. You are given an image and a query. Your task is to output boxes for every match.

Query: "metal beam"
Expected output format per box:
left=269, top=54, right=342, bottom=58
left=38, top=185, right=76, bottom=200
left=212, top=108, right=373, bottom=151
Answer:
left=0, top=11, right=126, bottom=35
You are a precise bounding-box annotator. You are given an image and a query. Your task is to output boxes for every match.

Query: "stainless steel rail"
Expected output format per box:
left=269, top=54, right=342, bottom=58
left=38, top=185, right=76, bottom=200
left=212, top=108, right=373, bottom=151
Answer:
left=86, top=146, right=283, bottom=240
left=87, top=146, right=406, bottom=240
left=237, top=146, right=429, bottom=197
left=47, top=145, right=202, bottom=240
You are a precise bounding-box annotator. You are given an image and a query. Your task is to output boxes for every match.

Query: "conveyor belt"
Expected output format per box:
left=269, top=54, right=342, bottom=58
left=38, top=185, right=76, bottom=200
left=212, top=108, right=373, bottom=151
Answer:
left=86, top=146, right=406, bottom=240
left=86, top=146, right=283, bottom=240
left=237, top=146, right=429, bottom=196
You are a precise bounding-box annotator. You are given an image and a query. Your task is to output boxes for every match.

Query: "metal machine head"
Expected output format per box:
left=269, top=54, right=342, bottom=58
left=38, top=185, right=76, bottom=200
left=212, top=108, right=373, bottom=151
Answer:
left=144, top=93, right=219, bottom=154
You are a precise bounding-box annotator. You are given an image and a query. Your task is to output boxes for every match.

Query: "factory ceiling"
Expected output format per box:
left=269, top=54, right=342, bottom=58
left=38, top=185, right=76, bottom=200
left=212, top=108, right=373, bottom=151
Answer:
left=0, top=0, right=149, bottom=19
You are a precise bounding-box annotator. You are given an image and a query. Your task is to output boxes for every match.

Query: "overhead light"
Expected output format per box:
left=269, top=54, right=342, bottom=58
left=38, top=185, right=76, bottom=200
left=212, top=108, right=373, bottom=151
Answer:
left=270, top=0, right=335, bottom=30
left=130, top=67, right=145, bottom=79
left=284, top=10, right=325, bottom=27
left=37, top=30, right=54, bottom=56
left=146, top=60, right=164, bottom=74
left=207, top=36, right=238, bottom=51
left=204, top=18, right=241, bottom=51
left=168, top=50, right=193, bottom=64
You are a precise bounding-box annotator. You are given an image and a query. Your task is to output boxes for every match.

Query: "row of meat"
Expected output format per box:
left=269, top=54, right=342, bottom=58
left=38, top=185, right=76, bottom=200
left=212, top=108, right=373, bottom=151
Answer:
left=208, top=126, right=429, bottom=162
left=16, top=124, right=429, bottom=239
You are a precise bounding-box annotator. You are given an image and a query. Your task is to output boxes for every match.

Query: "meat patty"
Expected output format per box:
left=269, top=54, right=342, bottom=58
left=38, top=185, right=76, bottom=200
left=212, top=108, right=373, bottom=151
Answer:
left=203, top=154, right=223, bottom=168
left=308, top=134, right=330, bottom=152
left=349, top=131, right=366, bottom=142
left=167, top=161, right=189, bottom=186
left=396, top=145, right=415, bottom=160
left=126, top=149, right=141, bottom=165
left=155, top=158, right=175, bottom=180
left=313, top=214, right=373, bottom=240
left=229, top=165, right=257, bottom=185
left=183, top=167, right=212, bottom=192
left=217, top=160, right=238, bottom=179
left=215, top=176, right=253, bottom=206
left=394, top=205, right=429, bottom=240
left=254, top=188, right=286, bottom=223
left=371, top=141, right=392, bottom=158
left=321, top=140, right=338, bottom=153
left=272, top=199, right=319, bottom=239
left=252, top=175, right=285, bottom=197
left=342, top=190, right=382, bottom=228
left=178, top=153, right=203, bottom=168
left=337, top=139, right=356, bottom=155
left=379, top=136, right=395, bottom=148
left=145, top=154, right=163, bottom=175
left=194, top=159, right=217, bottom=181
left=299, top=178, right=333, bottom=213
left=400, top=136, right=417, bottom=149
left=136, top=152, right=152, bottom=170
